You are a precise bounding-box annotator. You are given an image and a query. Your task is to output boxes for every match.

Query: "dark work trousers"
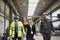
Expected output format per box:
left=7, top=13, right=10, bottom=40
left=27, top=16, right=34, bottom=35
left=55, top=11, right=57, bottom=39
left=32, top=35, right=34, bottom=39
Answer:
left=12, top=33, right=21, bottom=40
left=26, top=35, right=33, bottom=40
left=43, top=33, right=51, bottom=40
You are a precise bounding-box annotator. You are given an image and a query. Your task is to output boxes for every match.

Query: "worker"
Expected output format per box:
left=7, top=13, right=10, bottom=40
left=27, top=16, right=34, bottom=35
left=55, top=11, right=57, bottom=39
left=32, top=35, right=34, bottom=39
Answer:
left=40, top=13, right=54, bottom=40
left=5, top=27, right=10, bottom=40
left=24, top=17, right=36, bottom=40
left=10, top=14, right=25, bottom=40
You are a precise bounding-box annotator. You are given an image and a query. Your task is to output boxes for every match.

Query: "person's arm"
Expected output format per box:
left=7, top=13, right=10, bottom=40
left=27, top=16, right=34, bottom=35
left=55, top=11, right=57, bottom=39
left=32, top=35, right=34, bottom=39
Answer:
left=24, top=24, right=28, bottom=33
left=24, top=24, right=28, bottom=28
left=23, top=25, right=25, bottom=33
left=10, top=22, right=13, bottom=36
left=21, top=23, right=26, bottom=35
left=33, top=25, right=36, bottom=39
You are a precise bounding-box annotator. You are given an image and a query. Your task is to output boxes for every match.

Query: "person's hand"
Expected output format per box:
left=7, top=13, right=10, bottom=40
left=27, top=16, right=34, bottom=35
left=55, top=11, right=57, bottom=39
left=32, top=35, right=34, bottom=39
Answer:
left=40, top=33, right=43, bottom=36
left=24, top=32, right=26, bottom=36
left=52, top=32, right=55, bottom=35
left=33, top=35, right=36, bottom=39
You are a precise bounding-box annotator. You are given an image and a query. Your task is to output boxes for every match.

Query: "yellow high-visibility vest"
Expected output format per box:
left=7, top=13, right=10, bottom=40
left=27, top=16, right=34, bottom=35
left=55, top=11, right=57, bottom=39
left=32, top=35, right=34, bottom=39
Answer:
left=10, top=21, right=25, bottom=38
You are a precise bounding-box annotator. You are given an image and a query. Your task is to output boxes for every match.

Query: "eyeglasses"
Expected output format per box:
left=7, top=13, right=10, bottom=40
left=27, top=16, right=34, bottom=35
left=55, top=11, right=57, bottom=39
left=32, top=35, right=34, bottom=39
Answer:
left=28, top=19, right=32, bottom=20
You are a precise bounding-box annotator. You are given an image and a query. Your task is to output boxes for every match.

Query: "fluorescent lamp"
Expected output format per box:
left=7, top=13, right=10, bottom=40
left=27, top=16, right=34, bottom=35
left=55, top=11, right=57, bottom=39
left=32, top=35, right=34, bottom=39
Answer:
left=28, top=0, right=39, bottom=16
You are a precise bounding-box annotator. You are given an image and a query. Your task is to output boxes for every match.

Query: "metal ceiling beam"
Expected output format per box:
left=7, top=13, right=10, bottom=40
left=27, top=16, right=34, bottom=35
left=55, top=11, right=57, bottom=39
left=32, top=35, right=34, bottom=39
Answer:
left=3, top=0, right=17, bottom=14
left=11, top=0, right=28, bottom=16
left=33, top=0, right=55, bottom=20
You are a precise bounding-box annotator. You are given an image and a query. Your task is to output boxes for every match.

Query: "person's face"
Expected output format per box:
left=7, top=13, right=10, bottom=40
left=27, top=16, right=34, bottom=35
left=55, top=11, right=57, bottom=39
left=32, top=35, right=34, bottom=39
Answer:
left=14, top=16, right=19, bottom=20
left=23, top=17, right=27, bottom=22
left=42, top=15, right=47, bottom=20
left=16, top=16, right=19, bottom=19
left=28, top=19, right=32, bottom=23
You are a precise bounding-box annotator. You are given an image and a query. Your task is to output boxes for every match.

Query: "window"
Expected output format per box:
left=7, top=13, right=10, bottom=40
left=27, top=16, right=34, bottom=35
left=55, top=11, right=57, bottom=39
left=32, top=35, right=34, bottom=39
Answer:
left=52, top=9, right=60, bottom=21
left=53, top=21, right=59, bottom=27
left=52, top=9, right=60, bottom=27
left=35, top=21, right=40, bottom=32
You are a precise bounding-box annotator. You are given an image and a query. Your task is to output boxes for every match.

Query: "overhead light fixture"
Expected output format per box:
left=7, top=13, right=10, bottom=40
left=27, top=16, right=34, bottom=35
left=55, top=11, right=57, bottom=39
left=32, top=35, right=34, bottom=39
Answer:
left=28, top=0, right=39, bottom=16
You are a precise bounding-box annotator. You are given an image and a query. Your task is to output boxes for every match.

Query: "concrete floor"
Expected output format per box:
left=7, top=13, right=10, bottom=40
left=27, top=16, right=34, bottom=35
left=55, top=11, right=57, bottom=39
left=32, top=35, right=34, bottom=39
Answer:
left=23, top=36, right=60, bottom=40
left=9, top=33, right=60, bottom=40
left=9, top=36, right=60, bottom=40
left=35, top=36, right=60, bottom=40
left=23, top=33, right=60, bottom=40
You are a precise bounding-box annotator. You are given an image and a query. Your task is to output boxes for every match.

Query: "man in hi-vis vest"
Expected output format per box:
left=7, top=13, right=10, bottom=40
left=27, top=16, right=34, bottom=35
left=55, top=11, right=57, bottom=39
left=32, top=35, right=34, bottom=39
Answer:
left=10, top=14, right=25, bottom=40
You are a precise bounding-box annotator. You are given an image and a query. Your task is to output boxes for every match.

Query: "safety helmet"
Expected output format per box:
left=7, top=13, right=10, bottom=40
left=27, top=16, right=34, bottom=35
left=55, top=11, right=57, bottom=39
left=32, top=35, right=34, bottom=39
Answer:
left=16, top=13, right=20, bottom=17
left=14, top=13, right=20, bottom=19
left=27, top=17, right=32, bottom=20
left=42, top=13, right=51, bottom=19
left=42, top=13, right=48, bottom=16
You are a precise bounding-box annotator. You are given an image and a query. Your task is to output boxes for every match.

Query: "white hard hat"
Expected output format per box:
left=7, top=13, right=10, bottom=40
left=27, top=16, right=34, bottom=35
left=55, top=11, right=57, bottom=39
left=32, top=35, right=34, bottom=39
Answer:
left=43, top=12, right=48, bottom=16
left=27, top=17, right=32, bottom=20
